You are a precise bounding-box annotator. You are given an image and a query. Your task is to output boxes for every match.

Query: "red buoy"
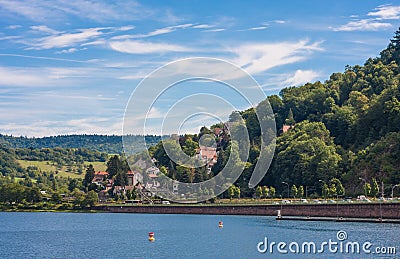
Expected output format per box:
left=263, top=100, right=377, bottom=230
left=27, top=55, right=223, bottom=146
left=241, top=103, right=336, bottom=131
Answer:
left=148, top=232, right=155, bottom=241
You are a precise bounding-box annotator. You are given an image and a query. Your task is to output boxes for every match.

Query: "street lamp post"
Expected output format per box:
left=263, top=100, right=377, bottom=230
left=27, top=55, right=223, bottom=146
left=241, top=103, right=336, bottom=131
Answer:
left=391, top=184, right=399, bottom=200
left=319, top=180, right=326, bottom=201
left=282, top=181, right=289, bottom=199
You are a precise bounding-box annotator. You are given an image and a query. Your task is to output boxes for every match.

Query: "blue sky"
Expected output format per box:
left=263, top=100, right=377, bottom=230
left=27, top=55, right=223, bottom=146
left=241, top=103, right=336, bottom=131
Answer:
left=0, top=0, right=399, bottom=136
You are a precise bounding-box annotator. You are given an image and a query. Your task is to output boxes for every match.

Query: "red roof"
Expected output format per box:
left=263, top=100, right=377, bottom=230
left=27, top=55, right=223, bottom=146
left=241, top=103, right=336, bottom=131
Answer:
left=282, top=125, right=294, bottom=133
left=95, top=171, right=109, bottom=176
left=199, top=146, right=217, bottom=160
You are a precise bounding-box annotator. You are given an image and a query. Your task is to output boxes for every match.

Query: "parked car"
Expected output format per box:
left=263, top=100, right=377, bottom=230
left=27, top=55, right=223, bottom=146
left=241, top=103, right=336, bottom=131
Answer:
left=312, top=199, right=322, bottom=204
left=281, top=199, right=291, bottom=204
left=300, top=199, right=308, bottom=203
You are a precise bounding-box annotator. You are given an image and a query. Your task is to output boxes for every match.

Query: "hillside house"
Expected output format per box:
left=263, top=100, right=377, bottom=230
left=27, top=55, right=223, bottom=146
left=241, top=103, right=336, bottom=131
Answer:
left=198, top=146, right=218, bottom=171
left=92, top=171, right=109, bottom=186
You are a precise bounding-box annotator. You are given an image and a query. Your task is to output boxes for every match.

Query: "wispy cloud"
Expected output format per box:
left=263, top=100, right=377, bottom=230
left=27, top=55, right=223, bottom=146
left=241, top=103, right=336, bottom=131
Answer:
left=0, top=117, right=123, bottom=137
left=332, top=5, right=399, bottom=32
left=239, top=26, right=268, bottom=31
left=332, top=19, right=392, bottom=31
left=0, top=66, right=52, bottom=86
left=6, top=24, right=21, bottom=29
left=30, top=25, right=59, bottom=34
left=56, top=48, right=80, bottom=54
left=0, top=0, right=153, bottom=23
left=192, top=24, right=214, bottom=29
left=284, top=69, right=320, bottom=86
left=26, top=27, right=106, bottom=49
left=368, top=5, right=400, bottom=20
left=0, top=53, right=93, bottom=63
left=109, top=40, right=193, bottom=54
left=128, top=23, right=193, bottom=39
left=0, top=35, right=21, bottom=41
left=231, top=40, right=323, bottom=74
left=203, top=28, right=225, bottom=32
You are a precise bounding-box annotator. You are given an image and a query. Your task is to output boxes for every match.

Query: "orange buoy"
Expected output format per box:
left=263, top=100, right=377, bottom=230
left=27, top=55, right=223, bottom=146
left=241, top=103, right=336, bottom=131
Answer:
left=148, top=232, right=155, bottom=241
left=218, top=221, right=223, bottom=228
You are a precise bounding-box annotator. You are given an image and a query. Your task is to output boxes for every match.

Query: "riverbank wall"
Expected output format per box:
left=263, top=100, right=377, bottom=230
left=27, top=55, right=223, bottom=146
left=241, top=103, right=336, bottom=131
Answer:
left=95, top=203, right=400, bottom=219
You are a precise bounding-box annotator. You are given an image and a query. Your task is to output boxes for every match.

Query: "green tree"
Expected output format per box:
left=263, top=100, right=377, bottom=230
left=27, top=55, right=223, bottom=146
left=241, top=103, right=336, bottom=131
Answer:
left=285, top=108, right=296, bottom=125
left=270, top=121, right=341, bottom=189
left=371, top=178, right=379, bottom=198
left=25, top=187, right=42, bottom=203
left=298, top=186, right=304, bottom=198
left=291, top=185, right=298, bottom=198
left=269, top=186, right=276, bottom=198
left=228, top=185, right=236, bottom=199
left=83, top=164, right=95, bottom=187
left=106, top=155, right=122, bottom=178
left=331, top=178, right=345, bottom=196
left=126, top=189, right=132, bottom=200
left=255, top=186, right=263, bottom=198
left=72, top=188, right=86, bottom=207
left=329, top=183, right=337, bottom=197
left=364, top=183, right=371, bottom=197
left=262, top=186, right=269, bottom=198
left=52, top=192, right=62, bottom=203
left=234, top=186, right=241, bottom=198
left=84, top=190, right=98, bottom=207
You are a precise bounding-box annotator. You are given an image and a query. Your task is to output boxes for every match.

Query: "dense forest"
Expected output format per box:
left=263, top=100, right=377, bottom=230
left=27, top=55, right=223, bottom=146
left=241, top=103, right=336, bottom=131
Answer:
left=149, top=28, right=400, bottom=198
left=0, top=134, right=162, bottom=154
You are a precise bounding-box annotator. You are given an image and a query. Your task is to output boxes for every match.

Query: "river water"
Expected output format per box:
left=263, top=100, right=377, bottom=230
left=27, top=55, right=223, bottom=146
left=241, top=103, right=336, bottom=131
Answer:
left=0, top=212, right=398, bottom=258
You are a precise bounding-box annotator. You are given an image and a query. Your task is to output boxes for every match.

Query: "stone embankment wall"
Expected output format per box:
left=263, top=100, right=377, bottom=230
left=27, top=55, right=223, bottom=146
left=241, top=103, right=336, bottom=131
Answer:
left=96, top=203, right=400, bottom=219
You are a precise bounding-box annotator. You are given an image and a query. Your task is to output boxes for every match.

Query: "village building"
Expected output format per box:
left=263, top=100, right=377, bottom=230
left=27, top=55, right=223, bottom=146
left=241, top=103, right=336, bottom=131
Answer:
left=198, top=146, right=218, bottom=171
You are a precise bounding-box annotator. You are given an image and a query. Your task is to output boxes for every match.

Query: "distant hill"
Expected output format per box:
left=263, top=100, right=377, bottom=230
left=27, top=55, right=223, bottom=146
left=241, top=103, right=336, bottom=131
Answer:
left=0, top=134, right=163, bottom=154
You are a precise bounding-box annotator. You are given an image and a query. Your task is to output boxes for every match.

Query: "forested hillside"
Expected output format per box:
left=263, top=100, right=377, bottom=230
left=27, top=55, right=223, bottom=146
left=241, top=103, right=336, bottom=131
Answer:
left=149, top=28, right=400, bottom=198
left=0, top=134, right=162, bottom=154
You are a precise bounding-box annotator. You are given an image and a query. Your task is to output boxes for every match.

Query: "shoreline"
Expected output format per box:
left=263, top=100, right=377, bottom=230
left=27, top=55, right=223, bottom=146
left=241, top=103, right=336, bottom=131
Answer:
left=2, top=203, right=400, bottom=223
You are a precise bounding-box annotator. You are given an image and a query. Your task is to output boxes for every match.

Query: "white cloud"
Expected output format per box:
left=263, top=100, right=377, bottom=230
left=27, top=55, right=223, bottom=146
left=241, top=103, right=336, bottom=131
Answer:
left=0, top=0, right=153, bottom=23
left=274, top=20, right=286, bottom=24
left=117, top=25, right=135, bottom=31
left=0, top=35, right=21, bottom=41
left=332, top=18, right=392, bottom=31
left=0, top=117, right=123, bottom=137
left=109, top=40, right=192, bottom=54
left=56, top=48, right=79, bottom=54
left=231, top=40, right=323, bottom=75
left=192, top=24, right=214, bottom=29
left=146, top=107, right=163, bottom=119
left=284, top=70, right=320, bottom=86
left=241, top=26, right=268, bottom=31
left=6, top=24, right=22, bottom=29
left=0, top=66, right=51, bottom=86
left=28, top=27, right=106, bottom=49
left=332, top=5, right=399, bottom=32
left=368, top=5, right=400, bottom=20
left=203, top=28, right=225, bottom=32
left=118, top=23, right=194, bottom=39
left=30, top=25, right=59, bottom=34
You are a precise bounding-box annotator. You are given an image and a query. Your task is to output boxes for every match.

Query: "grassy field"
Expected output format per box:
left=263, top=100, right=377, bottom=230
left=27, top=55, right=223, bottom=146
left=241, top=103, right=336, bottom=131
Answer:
left=18, top=160, right=107, bottom=179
